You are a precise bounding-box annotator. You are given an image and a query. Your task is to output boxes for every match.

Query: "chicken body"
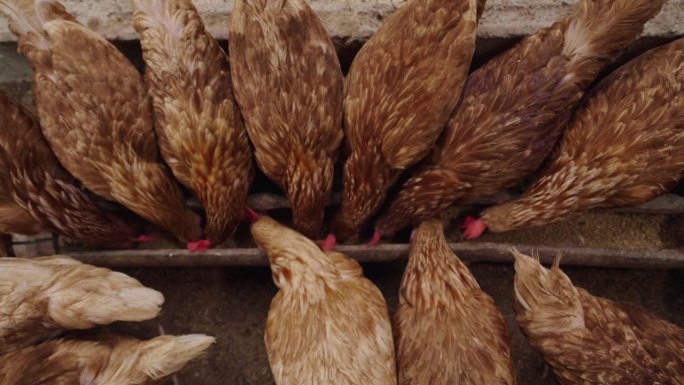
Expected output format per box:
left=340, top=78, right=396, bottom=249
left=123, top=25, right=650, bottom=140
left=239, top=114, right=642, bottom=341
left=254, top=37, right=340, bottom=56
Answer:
left=250, top=216, right=396, bottom=385
left=480, top=37, right=684, bottom=234
left=0, top=0, right=201, bottom=244
left=376, top=0, right=666, bottom=238
left=0, top=256, right=163, bottom=355
left=512, top=250, right=684, bottom=384
left=0, top=92, right=137, bottom=247
left=395, top=220, right=515, bottom=385
left=229, top=0, right=343, bottom=238
left=333, top=0, right=482, bottom=241
left=0, top=334, right=214, bottom=385
left=131, top=0, right=253, bottom=247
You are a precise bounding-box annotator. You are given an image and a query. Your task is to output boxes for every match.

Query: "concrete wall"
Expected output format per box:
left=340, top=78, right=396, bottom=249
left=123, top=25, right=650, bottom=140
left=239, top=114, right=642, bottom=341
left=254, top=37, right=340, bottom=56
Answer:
left=0, top=0, right=682, bottom=42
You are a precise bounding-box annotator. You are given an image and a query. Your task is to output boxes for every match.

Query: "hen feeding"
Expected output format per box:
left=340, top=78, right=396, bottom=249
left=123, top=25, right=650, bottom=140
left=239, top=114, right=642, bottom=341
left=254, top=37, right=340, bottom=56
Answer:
left=476, top=37, right=684, bottom=236
left=229, top=0, right=344, bottom=239
left=131, top=0, right=254, bottom=250
left=375, top=0, right=666, bottom=239
left=0, top=0, right=202, bottom=246
left=513, top=250, right=684, bottom=384
left=249, top=213, right=397, bottom=384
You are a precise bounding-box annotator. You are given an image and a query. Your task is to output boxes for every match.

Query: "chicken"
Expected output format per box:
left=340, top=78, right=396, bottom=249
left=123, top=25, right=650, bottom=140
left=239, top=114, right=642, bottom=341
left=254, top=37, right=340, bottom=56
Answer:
left=331, top=0, right=483, bottom=242
left=130, top=0, right=254, bottom=250
left=473, top=37, right=684, bottom=236
left=248, top=212, right=396, bottom=385
left=229, top=0, right=343, bottom=239
left=512, top=250, right=684, bottom=384
left=375, top=0, right=666, bottom=240
left=395, top=219, right=515, bottom=385
left=0, top=255, right=164, bottom=355
left=0, top=334, right=214, bottom=385
left=0, top=91, right=138, bottom=248
left=0, top=0, right=202, bottom=246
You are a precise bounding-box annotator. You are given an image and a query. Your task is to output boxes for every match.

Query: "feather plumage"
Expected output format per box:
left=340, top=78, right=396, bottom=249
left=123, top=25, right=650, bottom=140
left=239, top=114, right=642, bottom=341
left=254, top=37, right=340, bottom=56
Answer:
left=481, top=37, right=684, bottom=233
left=249, top=215, right=396, bottom=385
left=395, top=219, right=515, bottom=385
left=0, top=256, right=163, bottom=355
left=512, top=250, right=684, bottom=384
left=0, top=0, right=201, bottom=243
left=0, top=334, right=214, bottom=385
left=130, top=0, right=254, bottom=245
left=332, top=0, right=481, bottom=241
left=0, top=92, right=137, bottom=247
left=229, top=0, right=343, bottom=238
left=376, top=0, right=665, bottom=237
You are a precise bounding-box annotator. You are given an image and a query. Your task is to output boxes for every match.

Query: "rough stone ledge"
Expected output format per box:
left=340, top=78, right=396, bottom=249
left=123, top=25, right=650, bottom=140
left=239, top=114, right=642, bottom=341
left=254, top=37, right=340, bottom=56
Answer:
left=0, top=0, right=682, bottom=42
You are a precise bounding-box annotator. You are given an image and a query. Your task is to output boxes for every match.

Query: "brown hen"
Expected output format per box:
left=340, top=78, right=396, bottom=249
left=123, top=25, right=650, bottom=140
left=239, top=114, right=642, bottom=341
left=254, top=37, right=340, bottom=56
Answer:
left=130, top=0, right=254, bottom=249
left=0, top=256, right=163, bottom=355
left=229, top=0, right=343, bottom=239
left=249, top=213, right=396, bottom=385
left=332, top=0, right=483, bottom=242
left=0, top=334, right=214, bottom=385
left=512, top=250, right=684, bottom=384
left=0, top=0, right=202, bottom=245
left=477, top=37, right=684, bottom=235
left=395, top=219, right=515, bottom=385
left=0, top=92, right=137, bottom=248
left=375, top=0, right=665, bottom=239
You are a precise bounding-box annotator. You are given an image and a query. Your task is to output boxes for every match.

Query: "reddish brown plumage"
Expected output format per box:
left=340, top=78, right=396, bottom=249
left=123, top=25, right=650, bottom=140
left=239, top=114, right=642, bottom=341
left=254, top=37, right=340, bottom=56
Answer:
left=513, top=250, right=684, bottom=384
left=0, top=0, right=202, bottom=244
left=395, top=219, right=515, bottom=385
left=375, top=0, right=665, bottom=237
left=480, top=37, right=684, bottom=234
left=0, top=92, right=137, bottom=247
left=130, top=0, right=254, bottom=245
left=229, top=0, right=343, bottom=238
left=332, top=0, right=482, bottom=241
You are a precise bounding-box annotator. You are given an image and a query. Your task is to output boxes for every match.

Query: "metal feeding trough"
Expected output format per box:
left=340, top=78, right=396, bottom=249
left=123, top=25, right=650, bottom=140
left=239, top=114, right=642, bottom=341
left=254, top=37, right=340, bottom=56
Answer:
left=6, top=191, right=684, bottom=269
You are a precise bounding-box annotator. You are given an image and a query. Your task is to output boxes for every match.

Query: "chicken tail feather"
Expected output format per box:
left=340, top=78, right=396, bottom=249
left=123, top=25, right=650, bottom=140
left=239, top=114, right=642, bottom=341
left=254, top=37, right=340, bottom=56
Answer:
left=138, top=335, right=215, bottom=380
left=563, top=0, right=665, bottom=62
left=511, top=249, right=585, bottom=337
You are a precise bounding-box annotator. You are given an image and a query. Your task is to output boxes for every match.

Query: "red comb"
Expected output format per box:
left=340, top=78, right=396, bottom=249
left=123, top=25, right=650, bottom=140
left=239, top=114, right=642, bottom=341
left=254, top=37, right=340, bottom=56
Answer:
left=321, top=234, right=337, bottom=251
left=187, top=239, right=212, bottom=252
left=136, top=234, right=158, bottom=243
left=245, top=208, right=260, bottom=223
left=463, top=216, right=486, bottom=239
left=368, top=229, right=381, bottom=246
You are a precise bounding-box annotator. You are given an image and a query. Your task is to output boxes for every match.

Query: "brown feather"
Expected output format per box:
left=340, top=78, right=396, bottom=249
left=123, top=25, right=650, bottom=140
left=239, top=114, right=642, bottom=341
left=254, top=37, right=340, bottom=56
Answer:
left=229, top=0, right=343, bottom=238
left=0, top=92, right=137, bottom=247
left=482, top=37, right=684, bottom=233
left=376, top=0, right=665, bottom=236
left=0, top=256, right=163, bottom=354
left=0, top=0, right=201, bottom=243
left=395, top=219, right=515, bottom=385
left=250, top=216, right=396, bottom=384
left=333, top=0, right=481, bottom=240
left=512, top=250, right=684, bottom=384
left=0, top=334, right=214, bottom=385
left=131, top=0, right=254, bottom=244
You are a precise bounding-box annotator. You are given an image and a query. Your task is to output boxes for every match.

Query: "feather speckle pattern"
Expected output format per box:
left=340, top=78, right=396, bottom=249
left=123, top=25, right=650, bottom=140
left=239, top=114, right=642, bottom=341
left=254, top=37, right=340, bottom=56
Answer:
left=0, top=0, right=202, bottom=243
left=250, top=216, right=397, bottom=385
left=0, top=256, right=163, bottom=355
left=229, top=0, right=343, bottom=238
left=131, top=0, right=254, bottom=245
left=395, top=219, right=515, bottom=385
left=333, top=0, right=481, bottom=241
left=512, top=250, right=684, bottom=384
left=376, top=0, right=666, bottom=237
left=0, top=92, right=137, bottom=247
left=482, top=37, right=684, bottom=234
left=0, top=334, right=215, bottom=385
